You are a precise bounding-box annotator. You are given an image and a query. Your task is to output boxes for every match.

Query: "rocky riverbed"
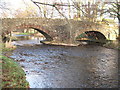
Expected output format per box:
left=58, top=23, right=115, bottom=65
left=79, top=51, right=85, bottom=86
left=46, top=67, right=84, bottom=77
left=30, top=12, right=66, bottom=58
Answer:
left=10, top=44, right=119, bottom=88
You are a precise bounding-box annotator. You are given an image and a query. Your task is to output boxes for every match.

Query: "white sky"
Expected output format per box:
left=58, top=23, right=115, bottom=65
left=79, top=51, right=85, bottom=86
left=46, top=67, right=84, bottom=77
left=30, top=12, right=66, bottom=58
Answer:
left=3, top=0, right=32, bottom=10
left=2, top=0, right=118, bottom=10
left=2, top=0, right=69, bottom=9
left=0, top=0, right=119, bottom=20
left=2, top=0, right=118, bottom=7
left=1, top=0, right=74, bottom=18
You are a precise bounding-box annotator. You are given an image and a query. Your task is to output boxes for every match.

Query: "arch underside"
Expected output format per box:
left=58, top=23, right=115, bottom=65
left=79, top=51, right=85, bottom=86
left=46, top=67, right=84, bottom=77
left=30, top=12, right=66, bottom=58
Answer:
left=76, top=31, right=107, bottom=43
left=31, top=27, right=53, bottom=41
left=14, top=25, right=53, bottom=41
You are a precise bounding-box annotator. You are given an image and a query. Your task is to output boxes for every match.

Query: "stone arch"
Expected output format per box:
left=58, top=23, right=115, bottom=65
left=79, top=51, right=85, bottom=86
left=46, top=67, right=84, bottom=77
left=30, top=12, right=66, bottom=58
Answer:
left=31, top=27, right=53, bottom=41
left=85, top=31, right=106, bottom=40
left=76, top=31, right=107, bottom=43
left=15, top=24, right=53, bottom=41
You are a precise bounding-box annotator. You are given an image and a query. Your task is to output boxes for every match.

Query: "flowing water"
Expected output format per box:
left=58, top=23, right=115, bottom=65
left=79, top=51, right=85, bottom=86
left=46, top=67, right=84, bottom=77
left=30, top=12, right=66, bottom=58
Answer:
left=9, top=35, right=119, bottom=88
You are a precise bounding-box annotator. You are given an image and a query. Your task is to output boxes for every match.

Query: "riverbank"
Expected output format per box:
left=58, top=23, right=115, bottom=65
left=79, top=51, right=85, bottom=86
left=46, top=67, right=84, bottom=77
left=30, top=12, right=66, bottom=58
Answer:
left=103, top=40, right=120, bottom=50
left=1, top=44, right=29, bottom=88
left=1, top=56, right=29, bottom=88
left=41, top=40, right=120, bottom=50
left=40, top=41, right=79, bottom=46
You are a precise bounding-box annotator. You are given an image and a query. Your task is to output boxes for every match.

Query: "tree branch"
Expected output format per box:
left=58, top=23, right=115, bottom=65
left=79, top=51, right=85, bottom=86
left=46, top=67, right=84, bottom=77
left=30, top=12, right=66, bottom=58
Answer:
left=54, top=6, right=68, bottom=20
left=31, top=0, right=42, bottom=14
left=31, top=0, right=74, bottom=7
left=30, top=0, right=70, bottom=20
left=71, top=0, right=87, bottom=15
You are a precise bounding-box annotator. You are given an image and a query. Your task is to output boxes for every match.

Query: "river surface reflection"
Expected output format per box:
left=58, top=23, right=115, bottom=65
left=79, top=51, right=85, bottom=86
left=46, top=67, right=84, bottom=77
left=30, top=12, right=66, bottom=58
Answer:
left=9, top=36, right=118, bottom=88
left=7, top=36, right=118, bottom=88
left=11, top=34, right=45, bottom=46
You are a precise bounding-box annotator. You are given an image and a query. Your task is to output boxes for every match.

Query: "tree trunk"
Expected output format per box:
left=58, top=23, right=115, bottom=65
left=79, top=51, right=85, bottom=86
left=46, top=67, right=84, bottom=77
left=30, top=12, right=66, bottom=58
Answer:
left=118, top=18, right=120, bottom=38
left=117, top=18, right=120, bottom=41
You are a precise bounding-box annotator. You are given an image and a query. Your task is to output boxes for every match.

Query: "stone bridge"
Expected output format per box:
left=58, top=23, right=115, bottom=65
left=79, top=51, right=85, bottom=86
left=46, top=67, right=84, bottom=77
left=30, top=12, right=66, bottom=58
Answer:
left=1, top=18, right=118, bottom=44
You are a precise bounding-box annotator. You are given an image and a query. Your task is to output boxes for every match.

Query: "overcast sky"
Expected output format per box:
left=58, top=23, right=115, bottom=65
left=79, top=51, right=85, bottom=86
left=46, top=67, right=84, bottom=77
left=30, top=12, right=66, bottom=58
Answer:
left=0, top=0, right=119, bottom=20
left=1, top=0, right=74, bottom=18
left=1, top=0, right=118, bottom=10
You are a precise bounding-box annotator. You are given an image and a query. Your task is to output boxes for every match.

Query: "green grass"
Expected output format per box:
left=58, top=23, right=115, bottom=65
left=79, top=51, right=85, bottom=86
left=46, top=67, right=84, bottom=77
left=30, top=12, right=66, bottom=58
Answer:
left=2, top=47, right=15, bottom=52
left=0, top=43, right=15, bottom=53
left=1, top=43, right=29, bottom=88
left=17, top=32, right=35, bottom=35
left=1, top=56, right=29, bottom=88
left=17, top=33, right=30, bottom=35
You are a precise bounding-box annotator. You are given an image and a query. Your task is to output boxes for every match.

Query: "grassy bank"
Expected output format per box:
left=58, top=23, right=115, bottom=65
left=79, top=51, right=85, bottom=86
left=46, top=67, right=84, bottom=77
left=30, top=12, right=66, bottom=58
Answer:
left=1, top=43, right=29, bottom=88
left=1, top=56, right=29, bottom=88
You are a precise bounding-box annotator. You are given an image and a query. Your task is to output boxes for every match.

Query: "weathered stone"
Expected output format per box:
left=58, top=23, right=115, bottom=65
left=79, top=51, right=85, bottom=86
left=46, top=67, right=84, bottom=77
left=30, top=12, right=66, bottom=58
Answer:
left=1, top=18, right=118, bottom=44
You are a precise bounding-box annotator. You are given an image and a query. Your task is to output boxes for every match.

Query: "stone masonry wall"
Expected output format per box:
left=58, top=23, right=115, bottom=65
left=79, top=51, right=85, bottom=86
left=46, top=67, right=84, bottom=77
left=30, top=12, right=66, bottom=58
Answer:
left=1, top=18, right=118, bottom=44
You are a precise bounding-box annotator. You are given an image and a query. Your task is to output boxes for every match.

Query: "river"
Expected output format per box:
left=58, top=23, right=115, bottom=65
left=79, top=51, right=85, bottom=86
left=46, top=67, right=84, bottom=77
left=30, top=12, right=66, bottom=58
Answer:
left=9, top=35, right=119, bottom=88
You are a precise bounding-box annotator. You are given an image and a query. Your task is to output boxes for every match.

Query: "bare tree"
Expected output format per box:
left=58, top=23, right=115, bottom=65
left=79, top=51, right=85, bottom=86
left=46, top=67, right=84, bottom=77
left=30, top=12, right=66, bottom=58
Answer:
left=103, top=0, right=120, bottom=38
left=72, top=0, right=102, bottom=22
left=30, top=0, right=74, bottom=20
left=67, top=0, right=72, bottom=19
left=13, top=7, right=39, bottom=18
left=0, top=1, right=9, bottom=10
left=0, top=1, right=10, bottom=18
